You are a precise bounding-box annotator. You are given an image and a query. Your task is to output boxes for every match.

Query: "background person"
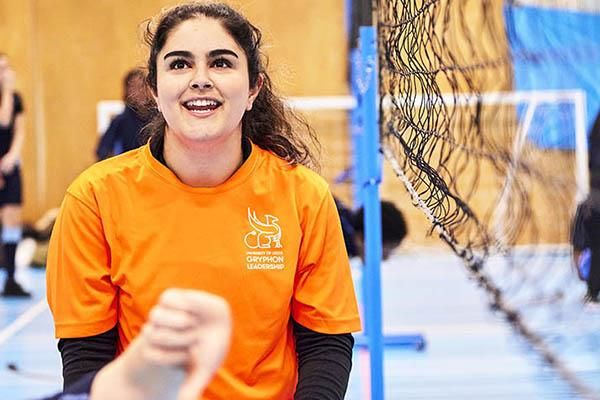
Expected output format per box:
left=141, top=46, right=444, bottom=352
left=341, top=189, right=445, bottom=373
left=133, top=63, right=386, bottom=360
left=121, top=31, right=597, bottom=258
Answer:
left=0, top=52, right=29, bottom=297
left=571, top=169, right=600, bottom=304
left=335, top=197, right=408, bottom=263
left=96, top=68, right=148, bottom=160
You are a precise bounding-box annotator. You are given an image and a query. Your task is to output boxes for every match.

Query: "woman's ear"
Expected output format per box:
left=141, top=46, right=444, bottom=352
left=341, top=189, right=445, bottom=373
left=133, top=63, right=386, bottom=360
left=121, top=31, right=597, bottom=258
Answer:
left=152, top=92, right=161, bottom=113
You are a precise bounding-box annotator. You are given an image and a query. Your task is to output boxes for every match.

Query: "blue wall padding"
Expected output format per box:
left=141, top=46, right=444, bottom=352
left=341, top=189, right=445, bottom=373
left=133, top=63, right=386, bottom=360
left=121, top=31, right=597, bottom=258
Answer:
left=505, top=4, right=600, bottom=149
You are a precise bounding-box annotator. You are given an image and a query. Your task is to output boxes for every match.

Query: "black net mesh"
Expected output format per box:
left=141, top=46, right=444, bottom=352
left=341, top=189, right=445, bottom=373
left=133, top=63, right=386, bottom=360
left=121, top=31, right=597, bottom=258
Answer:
left=376, top=0, right=600, bottom=397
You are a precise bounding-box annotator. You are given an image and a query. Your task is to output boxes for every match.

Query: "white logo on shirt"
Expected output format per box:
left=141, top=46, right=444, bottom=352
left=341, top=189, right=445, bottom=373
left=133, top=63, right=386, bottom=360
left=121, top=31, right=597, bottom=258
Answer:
left=244, top=208, right=285, bottom=270
left=244, top=208, right=282, bottom=249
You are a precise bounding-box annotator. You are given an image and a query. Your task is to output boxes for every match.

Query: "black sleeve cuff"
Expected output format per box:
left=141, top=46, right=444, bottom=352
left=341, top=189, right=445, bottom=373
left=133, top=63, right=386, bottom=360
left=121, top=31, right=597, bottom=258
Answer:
left=293, top=320, right=354, bottom=400
left=58, top=325, right=118, bottom=390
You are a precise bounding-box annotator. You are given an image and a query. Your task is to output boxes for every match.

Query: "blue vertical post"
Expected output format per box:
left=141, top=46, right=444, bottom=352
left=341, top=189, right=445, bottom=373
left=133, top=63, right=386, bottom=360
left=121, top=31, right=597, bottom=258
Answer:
left=350, top=48, right=366, bottom=208
left=358, top=25, right=385, bottom=400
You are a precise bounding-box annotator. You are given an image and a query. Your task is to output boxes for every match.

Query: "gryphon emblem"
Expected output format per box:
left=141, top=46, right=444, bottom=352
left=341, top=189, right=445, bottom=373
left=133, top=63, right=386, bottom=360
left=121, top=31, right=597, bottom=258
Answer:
left=244, top=208, right=282, bottom=249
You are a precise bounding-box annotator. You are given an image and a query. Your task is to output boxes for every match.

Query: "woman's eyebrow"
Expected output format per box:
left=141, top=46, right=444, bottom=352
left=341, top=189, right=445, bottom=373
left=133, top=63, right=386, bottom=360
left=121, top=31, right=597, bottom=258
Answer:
left=208, top=49, right=239, bottom=58
left=163, top=50, right=193, bottom=60
left=163, top=49, right=239, bottom=60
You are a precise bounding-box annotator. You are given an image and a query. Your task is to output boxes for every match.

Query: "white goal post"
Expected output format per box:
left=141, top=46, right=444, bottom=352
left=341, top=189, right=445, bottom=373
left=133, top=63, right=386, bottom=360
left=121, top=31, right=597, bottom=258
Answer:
left=97, top=89, right=588, bottom=202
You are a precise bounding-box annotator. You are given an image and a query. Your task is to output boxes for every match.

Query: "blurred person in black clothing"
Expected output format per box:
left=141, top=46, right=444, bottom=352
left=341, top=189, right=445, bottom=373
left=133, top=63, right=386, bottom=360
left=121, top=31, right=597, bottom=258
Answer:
left=335, top=197, right=407, bottom=263
left=572, top=169, right=600, bottom=303
left=96, top=68, right=148, bottom=160
left=0, top=52, right=30, bottom=297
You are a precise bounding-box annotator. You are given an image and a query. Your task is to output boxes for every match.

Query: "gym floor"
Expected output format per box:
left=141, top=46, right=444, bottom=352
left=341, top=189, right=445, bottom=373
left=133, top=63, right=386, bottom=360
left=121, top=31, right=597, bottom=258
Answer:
left=1, top=250, right=598, bottom=399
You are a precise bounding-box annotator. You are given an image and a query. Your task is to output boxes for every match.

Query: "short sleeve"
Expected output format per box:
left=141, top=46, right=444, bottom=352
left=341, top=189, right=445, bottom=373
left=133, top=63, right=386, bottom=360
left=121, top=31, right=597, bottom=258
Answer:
left=571, top=202, right=589, bottom=250
left=46, top=191, right=117, bottom=338
left=292, top=191, right=361, bottom=334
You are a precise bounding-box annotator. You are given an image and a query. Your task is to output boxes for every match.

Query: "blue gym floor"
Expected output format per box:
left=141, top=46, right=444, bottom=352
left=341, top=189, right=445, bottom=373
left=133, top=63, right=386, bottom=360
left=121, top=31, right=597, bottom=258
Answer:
left=1, top=250, right=599, bottom=399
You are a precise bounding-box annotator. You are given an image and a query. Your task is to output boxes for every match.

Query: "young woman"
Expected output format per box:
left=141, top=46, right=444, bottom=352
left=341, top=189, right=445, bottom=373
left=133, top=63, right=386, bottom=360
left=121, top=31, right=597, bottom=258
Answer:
left=0, top=53, right=29, bottom=297
left=46, top=2, right=361, bottom=399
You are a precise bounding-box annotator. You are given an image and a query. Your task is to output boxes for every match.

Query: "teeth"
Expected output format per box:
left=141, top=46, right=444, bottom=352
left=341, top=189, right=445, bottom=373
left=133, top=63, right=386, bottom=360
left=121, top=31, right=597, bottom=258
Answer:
left=186, top=99, right=219, bottom=107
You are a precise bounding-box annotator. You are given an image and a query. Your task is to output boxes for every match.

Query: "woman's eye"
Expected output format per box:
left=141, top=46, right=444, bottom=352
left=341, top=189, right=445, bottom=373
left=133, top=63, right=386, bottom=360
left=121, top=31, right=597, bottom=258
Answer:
left=212, top=58, right=232, bottom=68
left=170, top=59, right=189, bottom=70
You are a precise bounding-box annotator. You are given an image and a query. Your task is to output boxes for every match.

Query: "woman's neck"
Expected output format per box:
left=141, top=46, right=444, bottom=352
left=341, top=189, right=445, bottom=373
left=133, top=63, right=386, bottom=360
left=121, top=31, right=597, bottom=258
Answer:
left=162, top=131, right=244, bottom=188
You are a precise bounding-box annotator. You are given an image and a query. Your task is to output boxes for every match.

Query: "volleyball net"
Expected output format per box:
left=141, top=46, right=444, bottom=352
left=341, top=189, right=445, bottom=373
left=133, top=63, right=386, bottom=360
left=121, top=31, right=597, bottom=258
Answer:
left=376, top=0, right=600, bottom=398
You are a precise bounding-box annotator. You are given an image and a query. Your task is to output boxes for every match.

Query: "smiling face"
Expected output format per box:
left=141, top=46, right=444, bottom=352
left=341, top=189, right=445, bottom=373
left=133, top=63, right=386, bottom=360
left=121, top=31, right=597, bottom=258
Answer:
left=154, top=17, right=260, bottom=148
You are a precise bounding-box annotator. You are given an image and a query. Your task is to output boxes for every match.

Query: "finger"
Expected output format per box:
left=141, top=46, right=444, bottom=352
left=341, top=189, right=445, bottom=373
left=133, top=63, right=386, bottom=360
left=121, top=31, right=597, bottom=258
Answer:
left=148, top=306, right=197, bottom=331
left=140, top=344, right=189, bottom=367
left=143, top=324, right=199, bottom=350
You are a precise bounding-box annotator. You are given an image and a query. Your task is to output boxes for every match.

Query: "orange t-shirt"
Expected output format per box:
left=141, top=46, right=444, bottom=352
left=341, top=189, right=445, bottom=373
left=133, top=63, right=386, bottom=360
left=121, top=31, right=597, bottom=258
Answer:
left=46, top=142, right=361, bottom=399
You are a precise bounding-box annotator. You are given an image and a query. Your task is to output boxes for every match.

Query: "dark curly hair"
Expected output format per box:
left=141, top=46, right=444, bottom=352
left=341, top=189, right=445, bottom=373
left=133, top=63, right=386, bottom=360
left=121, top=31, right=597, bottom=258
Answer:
left=140, top=1, right=320, bottom=169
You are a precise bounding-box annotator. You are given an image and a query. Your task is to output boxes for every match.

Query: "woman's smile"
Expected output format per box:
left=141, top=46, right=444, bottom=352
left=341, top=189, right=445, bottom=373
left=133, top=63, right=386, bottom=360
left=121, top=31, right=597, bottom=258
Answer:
left=181, top=96, right=223, bottom=118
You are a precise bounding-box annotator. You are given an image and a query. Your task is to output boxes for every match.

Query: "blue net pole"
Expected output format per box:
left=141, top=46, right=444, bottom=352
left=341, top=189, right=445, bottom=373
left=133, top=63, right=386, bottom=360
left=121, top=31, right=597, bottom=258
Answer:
left=358, top=25, right=385, bottom=400
left=350, top=48, right=365, bottom=207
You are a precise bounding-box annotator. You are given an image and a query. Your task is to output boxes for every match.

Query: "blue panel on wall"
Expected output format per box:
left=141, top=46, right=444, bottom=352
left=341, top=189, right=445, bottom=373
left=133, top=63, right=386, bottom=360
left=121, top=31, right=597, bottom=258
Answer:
left=505, top=4, right=600, bottom=149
